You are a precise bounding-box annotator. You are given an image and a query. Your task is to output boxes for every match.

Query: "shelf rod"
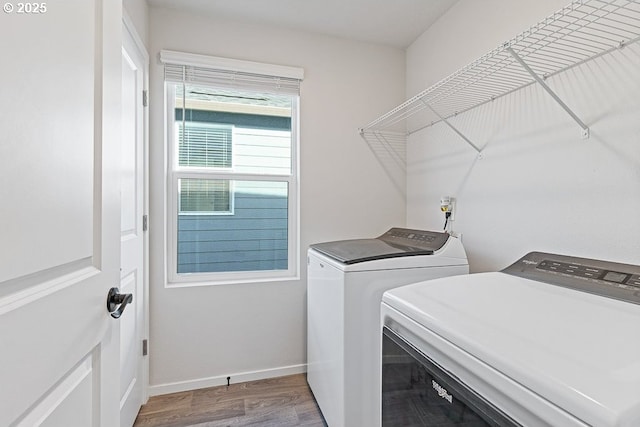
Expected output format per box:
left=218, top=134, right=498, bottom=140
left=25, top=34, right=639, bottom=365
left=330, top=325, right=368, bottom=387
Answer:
left=424, top=102, right=482, bottom=153
left=506, top=46, right=589, bottom=138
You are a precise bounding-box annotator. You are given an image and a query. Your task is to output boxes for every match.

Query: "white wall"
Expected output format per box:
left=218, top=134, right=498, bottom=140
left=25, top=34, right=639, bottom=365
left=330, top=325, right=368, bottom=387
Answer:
left=148, top=7, right=406, bottom=393
left=406, top=0, right=640, bottom=272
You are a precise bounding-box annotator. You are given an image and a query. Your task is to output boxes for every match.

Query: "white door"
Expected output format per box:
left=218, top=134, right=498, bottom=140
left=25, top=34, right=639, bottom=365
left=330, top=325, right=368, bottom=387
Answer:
left=0, top=1, right=122, bottom=426
left=120, top=19, right=148, bottom=427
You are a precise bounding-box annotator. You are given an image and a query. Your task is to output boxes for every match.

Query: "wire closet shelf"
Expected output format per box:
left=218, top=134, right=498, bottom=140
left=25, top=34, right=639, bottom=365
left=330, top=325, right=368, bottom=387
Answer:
left=359, top=0, right=640, bottom=154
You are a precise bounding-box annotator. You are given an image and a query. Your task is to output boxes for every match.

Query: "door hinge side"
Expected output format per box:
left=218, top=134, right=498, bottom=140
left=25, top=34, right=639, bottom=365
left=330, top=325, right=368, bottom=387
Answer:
left=142, top=339, right=148, bottom=356
left=143, top=214, right=148, bottom=232
left=142, top=89, right=148, bottom=107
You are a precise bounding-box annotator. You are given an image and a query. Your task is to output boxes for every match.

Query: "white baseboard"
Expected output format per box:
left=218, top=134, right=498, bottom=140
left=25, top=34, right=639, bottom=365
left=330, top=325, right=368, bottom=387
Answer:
left=148, top=363, right=307, bottom=397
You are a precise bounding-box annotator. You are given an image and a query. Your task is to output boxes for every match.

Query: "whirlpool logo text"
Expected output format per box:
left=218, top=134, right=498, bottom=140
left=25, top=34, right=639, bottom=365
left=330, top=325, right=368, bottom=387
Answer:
left=432, top=380, right=453, bottom=404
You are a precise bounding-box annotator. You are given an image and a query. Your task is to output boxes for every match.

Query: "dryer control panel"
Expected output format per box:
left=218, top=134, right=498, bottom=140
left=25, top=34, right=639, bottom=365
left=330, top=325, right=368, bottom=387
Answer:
left=503, top=252, right=640, bottom=305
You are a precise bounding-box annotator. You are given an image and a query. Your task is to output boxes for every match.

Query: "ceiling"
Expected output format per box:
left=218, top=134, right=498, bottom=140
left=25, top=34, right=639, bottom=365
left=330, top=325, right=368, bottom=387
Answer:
left=146, top=0, right=459, bottom=48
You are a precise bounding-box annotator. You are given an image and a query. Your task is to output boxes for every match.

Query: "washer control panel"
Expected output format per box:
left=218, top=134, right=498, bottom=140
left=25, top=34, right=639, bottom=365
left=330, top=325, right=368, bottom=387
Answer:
left=380, top=228, right=449, bottom=251
left=503, top=252, right=640, bottom=305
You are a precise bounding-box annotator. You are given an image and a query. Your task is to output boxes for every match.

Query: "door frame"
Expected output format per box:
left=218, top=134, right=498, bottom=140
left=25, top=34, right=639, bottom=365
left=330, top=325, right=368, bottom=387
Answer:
left=122, top=11, right=150, bottom=406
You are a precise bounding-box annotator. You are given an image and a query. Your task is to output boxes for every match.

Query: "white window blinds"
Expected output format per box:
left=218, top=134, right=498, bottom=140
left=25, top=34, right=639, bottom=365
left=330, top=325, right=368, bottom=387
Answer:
left=179, top=178, right=231, bottom=213
left=160, top=50, right=303, bottom=95
left=177, top=122, right=232, bottom=169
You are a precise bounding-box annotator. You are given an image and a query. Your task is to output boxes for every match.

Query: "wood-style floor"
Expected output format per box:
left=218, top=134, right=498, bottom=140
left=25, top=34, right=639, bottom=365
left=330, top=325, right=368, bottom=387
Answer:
left=133, top=374, right=328, bottom=427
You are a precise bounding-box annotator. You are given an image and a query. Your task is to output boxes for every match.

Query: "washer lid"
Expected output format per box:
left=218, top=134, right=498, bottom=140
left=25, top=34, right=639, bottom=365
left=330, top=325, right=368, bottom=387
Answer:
left=383, top=265, right=640, bottom=427
left=309, top=228, right=449, bottom=264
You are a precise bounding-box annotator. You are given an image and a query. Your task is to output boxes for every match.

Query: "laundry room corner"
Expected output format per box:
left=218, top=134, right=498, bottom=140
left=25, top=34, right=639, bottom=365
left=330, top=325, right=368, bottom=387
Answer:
left=404, top=0, right=640, bottom=272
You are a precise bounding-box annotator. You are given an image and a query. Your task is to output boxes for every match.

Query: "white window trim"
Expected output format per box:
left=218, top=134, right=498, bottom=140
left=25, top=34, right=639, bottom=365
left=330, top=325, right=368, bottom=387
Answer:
left=160, top=50, right=304, bottom=81
left=165, top=83, right=300, bottom=286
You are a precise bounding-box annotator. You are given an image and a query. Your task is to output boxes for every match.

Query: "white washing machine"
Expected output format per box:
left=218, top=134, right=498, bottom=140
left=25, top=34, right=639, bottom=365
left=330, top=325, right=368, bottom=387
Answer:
left=307, top=228, right=468, bottom=427
left=381, top=251, right=640, bottom=427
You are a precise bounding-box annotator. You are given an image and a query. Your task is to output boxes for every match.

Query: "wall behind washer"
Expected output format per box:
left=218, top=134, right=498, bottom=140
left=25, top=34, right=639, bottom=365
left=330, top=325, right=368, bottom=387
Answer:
left=405, top=0, right=640, bottom=271
left=148, top=6, right=406, bottom=393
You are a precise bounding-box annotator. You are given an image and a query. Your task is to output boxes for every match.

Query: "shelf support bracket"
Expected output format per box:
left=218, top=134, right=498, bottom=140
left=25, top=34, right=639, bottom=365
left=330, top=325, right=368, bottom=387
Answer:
left=506, top=46, right=589, bottom=139
left=424, top=102, right=483, bottom=155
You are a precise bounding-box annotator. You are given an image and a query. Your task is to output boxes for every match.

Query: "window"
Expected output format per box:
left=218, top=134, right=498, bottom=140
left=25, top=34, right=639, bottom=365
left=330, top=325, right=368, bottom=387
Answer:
left=162, top=51, right=303, bottom=283
left=177, top=121, right=233, bottom=214
left=178, top=121, right=232, bottom=169
left=179, top=178, right=231, bottom=214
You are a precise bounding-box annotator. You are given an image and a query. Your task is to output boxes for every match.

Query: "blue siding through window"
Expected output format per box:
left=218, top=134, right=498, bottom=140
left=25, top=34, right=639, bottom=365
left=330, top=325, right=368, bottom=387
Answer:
left=177, top=190, right=288, bottom=273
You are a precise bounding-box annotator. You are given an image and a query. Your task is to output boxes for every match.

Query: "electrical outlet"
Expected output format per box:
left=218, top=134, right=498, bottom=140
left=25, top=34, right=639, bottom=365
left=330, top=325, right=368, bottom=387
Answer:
left=440, top=196, right=455, bottom=222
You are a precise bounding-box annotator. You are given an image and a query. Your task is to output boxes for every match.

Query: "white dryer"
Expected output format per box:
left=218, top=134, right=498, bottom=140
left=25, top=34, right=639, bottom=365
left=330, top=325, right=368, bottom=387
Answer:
left=307, top=228, right=468, bottom=427
left=381, top=252, right=640, bottom=426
